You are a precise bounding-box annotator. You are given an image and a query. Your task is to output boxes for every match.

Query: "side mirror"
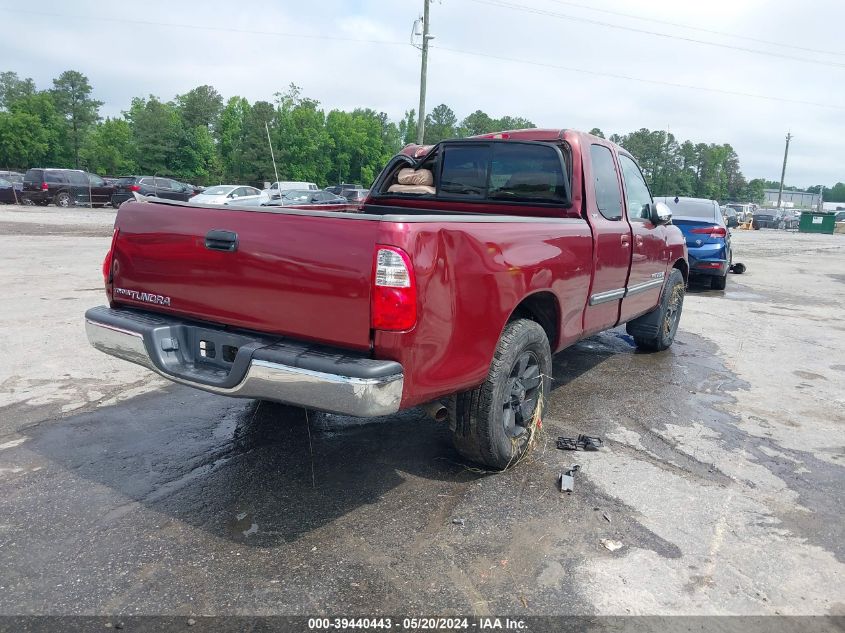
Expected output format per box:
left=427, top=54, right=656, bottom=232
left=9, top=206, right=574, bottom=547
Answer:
left=651, top=202, right=672, bottom=225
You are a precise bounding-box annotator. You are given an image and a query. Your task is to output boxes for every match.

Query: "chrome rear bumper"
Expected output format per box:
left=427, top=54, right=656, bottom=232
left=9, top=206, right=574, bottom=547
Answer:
left=85, top=306, right=404, bottom=417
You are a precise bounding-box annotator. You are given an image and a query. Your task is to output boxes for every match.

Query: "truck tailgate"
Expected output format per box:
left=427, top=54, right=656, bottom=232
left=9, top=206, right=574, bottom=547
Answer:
left=110, top=201, right=376, bottom=350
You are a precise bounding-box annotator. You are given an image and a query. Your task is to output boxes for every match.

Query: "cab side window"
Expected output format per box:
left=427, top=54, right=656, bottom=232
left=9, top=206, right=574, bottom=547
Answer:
left=590, top=144, right=623, bottom=220
left=619, top=155, right=653, bottom=222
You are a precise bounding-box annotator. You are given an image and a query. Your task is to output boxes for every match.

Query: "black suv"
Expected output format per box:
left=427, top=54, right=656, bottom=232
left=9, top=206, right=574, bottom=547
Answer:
left=111, top=176, right=196, bottom=207
left=22, top=168, right=114, bottom=207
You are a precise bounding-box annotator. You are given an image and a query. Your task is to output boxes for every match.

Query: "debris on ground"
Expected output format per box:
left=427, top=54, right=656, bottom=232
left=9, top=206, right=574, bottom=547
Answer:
left=452, top=518, right=465, bottom=526
left=730, top=262, right=746, bottom=274
left=602, top=512, right=612, bottom=523
left=557, top=434, right=603, bottom=451
left=558, top=464, right=581, bottom=492
left=600, top=538, right=624, bottom=552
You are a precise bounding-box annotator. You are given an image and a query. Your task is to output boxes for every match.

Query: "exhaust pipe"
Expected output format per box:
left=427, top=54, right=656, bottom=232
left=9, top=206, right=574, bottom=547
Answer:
left=422, top=401, right=447, bottom=422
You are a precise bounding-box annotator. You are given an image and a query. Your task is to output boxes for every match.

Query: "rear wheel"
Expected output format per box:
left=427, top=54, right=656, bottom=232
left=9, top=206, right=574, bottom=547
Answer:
left=54, top=191, right=71, bottom=207
left=448, top=319, right=551, bottom=470
left=711, top=272, right=727, bottom=290
left=627, top=268, right=685, bottom=352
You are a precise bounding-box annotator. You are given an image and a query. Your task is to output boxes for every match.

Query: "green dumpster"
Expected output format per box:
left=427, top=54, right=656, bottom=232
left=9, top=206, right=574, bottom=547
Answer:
left=799, top=212, right=835, bottom=234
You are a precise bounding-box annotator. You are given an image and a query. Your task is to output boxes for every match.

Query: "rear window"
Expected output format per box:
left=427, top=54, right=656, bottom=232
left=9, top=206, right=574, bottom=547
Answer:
left=662, top=199, right=718, bottom=220
left=437, top=142, right=568, bottom=204
left=24, top=169, right=42, bottom=183
left=203, top=186, right=233, bottom=195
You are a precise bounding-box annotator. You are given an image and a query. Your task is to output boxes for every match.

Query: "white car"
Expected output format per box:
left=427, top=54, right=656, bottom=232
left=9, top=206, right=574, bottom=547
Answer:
left=191, top=185, right=261, bottom=205
left=261, top=181, right=318, bottom=202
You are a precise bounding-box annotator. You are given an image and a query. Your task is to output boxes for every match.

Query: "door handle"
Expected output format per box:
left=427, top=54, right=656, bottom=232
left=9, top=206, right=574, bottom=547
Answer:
left=205, top=229, right=238, bottom=252
left=621, top=234, right=631, bottom=247
left=635, top=235, right=644, bottom=247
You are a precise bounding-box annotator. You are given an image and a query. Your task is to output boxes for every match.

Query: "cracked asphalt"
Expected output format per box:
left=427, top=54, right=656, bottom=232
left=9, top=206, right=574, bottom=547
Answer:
left=0, top=205, right=843, bottom=617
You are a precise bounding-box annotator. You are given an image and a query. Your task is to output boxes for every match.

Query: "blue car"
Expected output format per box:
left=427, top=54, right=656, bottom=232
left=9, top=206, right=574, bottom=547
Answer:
left=655, top=196, right=732, bottom=290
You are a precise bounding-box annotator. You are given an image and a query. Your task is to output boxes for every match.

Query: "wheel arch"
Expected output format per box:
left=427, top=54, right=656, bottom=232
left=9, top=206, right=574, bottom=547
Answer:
left=672, top=258, right=689, bottom=284
left=506, top=291, right=560, bottom=351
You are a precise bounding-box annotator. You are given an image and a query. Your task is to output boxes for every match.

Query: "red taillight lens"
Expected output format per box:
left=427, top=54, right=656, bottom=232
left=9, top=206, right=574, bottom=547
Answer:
left=41, top=182, right=49, bottom=190
left=128, top=184, right=141, bottom=192
left=691, top=226, right=727, bottom=238
left=372, top=246, right=416, bottom=331
left=102, top=228, right=119, bottom=287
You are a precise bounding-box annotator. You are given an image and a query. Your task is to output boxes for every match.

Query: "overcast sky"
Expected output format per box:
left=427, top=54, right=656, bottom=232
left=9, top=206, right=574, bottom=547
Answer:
left=2, top=0, right=843, bottom=187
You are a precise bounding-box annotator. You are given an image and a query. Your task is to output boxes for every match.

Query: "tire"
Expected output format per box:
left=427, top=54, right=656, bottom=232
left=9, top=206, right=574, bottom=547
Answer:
left=447, top=319, right=551, bottom=470
left=710, top=273, right=727, bottom=290
left=54, top=191, right=71, bottom=208
left=35, top=200, right=48, bottom=207
left=626, top=268, right=685, bottom=352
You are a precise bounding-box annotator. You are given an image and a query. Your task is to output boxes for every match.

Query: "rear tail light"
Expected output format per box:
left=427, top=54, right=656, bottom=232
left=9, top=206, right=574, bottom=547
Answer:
left=128, top=184, right=141, bottom=192
left=372, top=246, right=417, bottom=331
left=691, top=226, right=727, bottom=238
left=102, top=228, right=119, bottom=289
left=40, top=182, right=48, bottom=191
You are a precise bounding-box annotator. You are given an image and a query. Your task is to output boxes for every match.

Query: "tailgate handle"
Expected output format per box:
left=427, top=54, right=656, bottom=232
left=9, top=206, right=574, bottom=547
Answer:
left=205, top=229, right=238, bottom=252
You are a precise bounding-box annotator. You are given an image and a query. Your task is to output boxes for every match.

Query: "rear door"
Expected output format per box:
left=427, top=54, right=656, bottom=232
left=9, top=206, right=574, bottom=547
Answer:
left=582, top=143, right=632, bottom=334
left=618, top=154, right=668, bottom=322
left=87, top=173, right=111, bottom=205
left=111, top=202, right=378, bottom=350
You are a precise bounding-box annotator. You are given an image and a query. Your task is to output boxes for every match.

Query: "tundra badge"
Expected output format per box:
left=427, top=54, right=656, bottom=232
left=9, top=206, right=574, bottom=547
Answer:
left=114, top=287, right=171, bottom=306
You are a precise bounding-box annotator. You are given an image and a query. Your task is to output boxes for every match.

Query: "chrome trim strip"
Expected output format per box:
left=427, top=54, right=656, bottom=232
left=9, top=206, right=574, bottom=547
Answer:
left=625, top=278, right=665, bottom=297
left=589, top=287, right=626, bottom=306
left=85, top=320, right=404, bottom=417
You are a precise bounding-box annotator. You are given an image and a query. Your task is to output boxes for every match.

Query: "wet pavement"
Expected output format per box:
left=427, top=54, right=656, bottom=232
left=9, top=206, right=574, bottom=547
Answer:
left=0, top=208, right=843, bottom=616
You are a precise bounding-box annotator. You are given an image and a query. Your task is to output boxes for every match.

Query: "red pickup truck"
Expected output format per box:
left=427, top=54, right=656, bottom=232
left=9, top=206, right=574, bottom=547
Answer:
left=86, top=129, right=687, bottom=469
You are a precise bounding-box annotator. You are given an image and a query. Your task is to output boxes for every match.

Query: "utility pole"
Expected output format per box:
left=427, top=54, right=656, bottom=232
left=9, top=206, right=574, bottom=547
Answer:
left=776, top=132, right=791, bottom=209
left=416, top=0, right=432, bottom=145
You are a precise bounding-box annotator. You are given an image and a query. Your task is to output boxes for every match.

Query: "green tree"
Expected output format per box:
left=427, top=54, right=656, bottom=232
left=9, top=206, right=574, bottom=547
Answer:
left=0, top=110, right=48, bottom=168
left=424, top=104, right=457, bottom=144
left=176, top=85, right=224, bottom=131
left=217, top=96, right=251, bottom=183
left=460, top=110, right=494, bottom=136
left=0, top=71, right=36, bottom=110
left=492, top=115, right=535, bottom=131
left=589, top=128, right=605, bottom=139
left=126, top=95, right=182, bottom=175
left=398, top=109, right=417, bottom=146
left=51, top=70, right=102, bottom=168
left=79, top=117, right=137, bottom=176
left=10, top=92, right=68, bottom=166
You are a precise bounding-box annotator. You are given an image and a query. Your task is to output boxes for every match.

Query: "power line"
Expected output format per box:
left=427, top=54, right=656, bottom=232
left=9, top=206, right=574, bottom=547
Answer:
left=433, top=45, right=845, bottom=111
left=0, top=7, right=408, bottom=47
left=466, top=0, right=845, bottom=70
left=543, top=0, right=845, bottom=59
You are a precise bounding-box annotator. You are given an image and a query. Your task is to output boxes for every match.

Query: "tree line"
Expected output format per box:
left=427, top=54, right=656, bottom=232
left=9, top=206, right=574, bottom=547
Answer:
left=1, top=69, right=842, bottom=202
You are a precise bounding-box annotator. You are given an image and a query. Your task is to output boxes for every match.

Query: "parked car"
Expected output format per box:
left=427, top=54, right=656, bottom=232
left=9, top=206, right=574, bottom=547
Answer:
left=270, top=189, right=346, bottom=206
left=752, top=210, right=779, bottom=229
left=340, top=188, right=370, bottom=204
left=721, top=206, right=739, bottom=228
left=326, top=183, right=362, bottom=195
left=0, top=177, right=19, bottom=204
left=191, top=185, right=262, bottom=205
left=835, top=211, right=845, bottom=223
left=85, top=128, right=687, bottom=470
left=262, top=181, right=319, bottom=201
left=778, top=209, right=800, bottom=230
left=22, top=168, right=114, bottom=207
left=655, top=196, right=732, bottom=290
left=226, top=190, right=349, bottom=209
left=111, top=176, right=197, bottom=207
